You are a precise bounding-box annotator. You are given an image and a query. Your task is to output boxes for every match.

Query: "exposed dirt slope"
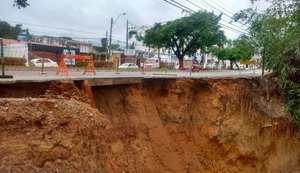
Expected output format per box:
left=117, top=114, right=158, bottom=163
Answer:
left=0, top=78, right=299, bottom=173
left=94, top=79, right=300, bottom=173
left=0, top=98, right=114, bottom=173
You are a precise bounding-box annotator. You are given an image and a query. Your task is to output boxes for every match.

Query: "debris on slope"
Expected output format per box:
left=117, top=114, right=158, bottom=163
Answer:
left=0, top=98, right=114, bottom=173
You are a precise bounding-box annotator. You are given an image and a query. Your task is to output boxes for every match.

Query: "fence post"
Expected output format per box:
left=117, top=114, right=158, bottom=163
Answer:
left=0, top=38, right=13, bottom=78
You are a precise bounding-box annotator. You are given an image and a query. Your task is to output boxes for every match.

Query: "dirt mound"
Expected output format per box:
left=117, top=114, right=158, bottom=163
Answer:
left=0, top=98, right=114, bottom=173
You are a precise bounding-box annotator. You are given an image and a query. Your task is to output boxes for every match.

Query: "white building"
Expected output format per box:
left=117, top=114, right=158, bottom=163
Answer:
left=31, top=36, right=93, bottom=54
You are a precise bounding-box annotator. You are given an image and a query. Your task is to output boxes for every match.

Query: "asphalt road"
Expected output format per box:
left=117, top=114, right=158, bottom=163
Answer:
left=0, top=67, right=262, bottom=83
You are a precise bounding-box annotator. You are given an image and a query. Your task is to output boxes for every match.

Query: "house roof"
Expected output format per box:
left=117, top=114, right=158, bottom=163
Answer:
left=3, top=39, right=21, bottom=45
left=28, top=42, right=80, bottom=55
left=27, top=41, right=66, bottom=48
left=35, top=35, right=93, bottom=46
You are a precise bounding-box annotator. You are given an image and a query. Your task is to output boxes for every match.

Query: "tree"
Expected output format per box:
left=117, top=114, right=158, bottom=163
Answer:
left=234, top=0, right=300, bottom=123
left=210, top=35, right=255, bottom=70
left=13, top=0, right=29, bottom=8
left=101, top=38, right=108, bottom=50
left=129, top=30, right=137, bottom=40
left=142, top=11, right=226, bottom=69
left=233, top=0, right=295, bottom=74
left=128, top=30, right=142, bottom=50
left=94, top=46, right=106, bottom=53
left=130, top=42, right=135, bottom=49
left=0, top=21, right=23, bottom=39
left=231, top=35, right=255, bottom=62
left=109, top=44, right=121, bottom=53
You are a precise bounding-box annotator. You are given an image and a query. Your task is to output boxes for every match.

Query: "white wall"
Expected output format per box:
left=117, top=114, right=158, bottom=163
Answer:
left=3, top=43, right=28, bottom=61
left=79, top=44, right=93, bottom=53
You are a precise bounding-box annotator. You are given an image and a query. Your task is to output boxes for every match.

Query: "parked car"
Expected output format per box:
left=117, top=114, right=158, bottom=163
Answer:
left=30, top=58, right=58, bottom=67
left=118, top=63, right=139, bottom=69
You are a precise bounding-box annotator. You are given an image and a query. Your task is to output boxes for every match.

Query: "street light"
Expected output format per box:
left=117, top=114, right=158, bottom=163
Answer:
left=108, top=12, right=126, bottom=59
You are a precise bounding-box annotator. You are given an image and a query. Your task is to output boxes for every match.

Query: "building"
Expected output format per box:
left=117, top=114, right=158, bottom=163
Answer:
left=31, top=36, right=93, bottom=54
left=3, top=39, right=20, bottom=46
left=27, top=42, right=79, bottom=63
left=2, top=39, right=28, bottom=61
left=1, top=38, right=80, bottom=65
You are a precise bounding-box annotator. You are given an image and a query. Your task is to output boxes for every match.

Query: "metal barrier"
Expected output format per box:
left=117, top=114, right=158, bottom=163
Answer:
left=56, top=53, right=96, bottom=76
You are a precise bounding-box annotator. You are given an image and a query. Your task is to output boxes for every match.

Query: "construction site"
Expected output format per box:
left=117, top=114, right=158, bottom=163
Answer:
left=0, top=75, right=299, bottom=173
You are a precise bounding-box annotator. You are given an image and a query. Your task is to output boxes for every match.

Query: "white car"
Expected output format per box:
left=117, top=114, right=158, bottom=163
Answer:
left=118, top=63, right=139, bottom=69
left=30, top=58, right=58, bottom=67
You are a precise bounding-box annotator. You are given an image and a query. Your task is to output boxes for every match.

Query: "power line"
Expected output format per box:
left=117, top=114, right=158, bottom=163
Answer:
left=5, top=20, right=102, bottom=36
left=153, top=0, right=181, bottom=14
left=169, top=0, right=195, bottom=13
left=215, top=0, right=241, bottom=14
left=202, top=0, right=236, bottom=17
left=163, top=0, right=192, bottom=13
left=186, top=0, right=204, bottom=10
left=192, top=0, right=249, bottom=27
left=185, top=0, right=247, bottom=32
left=219, top=25, right=245, bottom=34
left=30, top=29, right=128, bottom=40
left=193, top=0, right=232, bottom=18
left=162, top=0, right=247, bottom=34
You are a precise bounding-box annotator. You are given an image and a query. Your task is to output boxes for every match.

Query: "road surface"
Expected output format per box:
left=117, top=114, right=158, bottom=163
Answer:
left=0, top=67, right=262, bottom=84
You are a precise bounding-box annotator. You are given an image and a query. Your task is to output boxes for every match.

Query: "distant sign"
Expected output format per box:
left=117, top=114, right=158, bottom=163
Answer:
left=18, top=29, right=29, bottom=41
left=18, top=35, right=29, bottom=42
left=240, top=61, right=256, bottom=65
left=63, top=49, right=76, bottom=65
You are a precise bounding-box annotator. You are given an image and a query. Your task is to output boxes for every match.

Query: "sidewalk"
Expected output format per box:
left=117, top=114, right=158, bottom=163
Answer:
left=0, top=66, right=263, bottom=84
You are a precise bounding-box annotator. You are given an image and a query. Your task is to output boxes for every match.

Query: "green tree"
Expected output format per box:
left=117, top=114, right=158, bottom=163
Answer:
left=109, top=44, right=121, bottom=53
left=128, top=30, right=141, bottom=50
left=0, top=21, right=22, bottom=39
left=129, top=30, right=137, bottom=40
left=94, top=46, right=106, bottom=53
left=231, top=35, right=255, bottom=61
left=233, top=0, right=295, bottom=74
left=234, top=0, right=300, bottom=122
left=101, top=38, right=108, bottom=50
left=13, top=0, right=29, bottom=8
left=142, top=11, right=226, bottom=69
left=130, top=42, right=135, bottom=49
left=210, top=35, right=254, bottom=70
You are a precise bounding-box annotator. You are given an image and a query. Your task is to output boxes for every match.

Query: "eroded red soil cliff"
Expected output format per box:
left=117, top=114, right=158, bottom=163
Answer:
left=0, top=78, right=299, bottom=172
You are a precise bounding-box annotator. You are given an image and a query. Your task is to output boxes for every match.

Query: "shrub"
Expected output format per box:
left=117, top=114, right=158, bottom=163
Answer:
left=0, top=57, right=26, bottom=66
left=94, top=60, right=114, bottom=68
left=73, top=60, right=115, bottom=68
left=73, top=60, right=88, bottom=67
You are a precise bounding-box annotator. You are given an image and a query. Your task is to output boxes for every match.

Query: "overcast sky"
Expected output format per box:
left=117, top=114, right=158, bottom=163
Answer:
left=0, top=0, right=268, bottom=46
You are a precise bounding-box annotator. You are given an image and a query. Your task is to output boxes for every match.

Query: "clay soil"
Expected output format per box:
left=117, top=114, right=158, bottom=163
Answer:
left=0, top=78, right=300, bottom=173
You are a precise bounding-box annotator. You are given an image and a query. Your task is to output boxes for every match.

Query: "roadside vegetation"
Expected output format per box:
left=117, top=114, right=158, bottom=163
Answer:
left=0, top=21, right=23, bottom=39
left=132, top=0, right=300, bottom=123
left=139, top=11, right=226, bottom=69
left=233, top=0, right=300, bottom=123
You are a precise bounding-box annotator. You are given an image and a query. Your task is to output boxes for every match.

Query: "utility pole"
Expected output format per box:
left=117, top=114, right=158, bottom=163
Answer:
left=108, top=17, right=113, bottom=59
left=108, top=13, right=126, bottom=60
left=0, top=39, right=4, bottom=76
left=106, top=31, right=108, bottom=59
left=126, top=20, right=129, bottom=49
